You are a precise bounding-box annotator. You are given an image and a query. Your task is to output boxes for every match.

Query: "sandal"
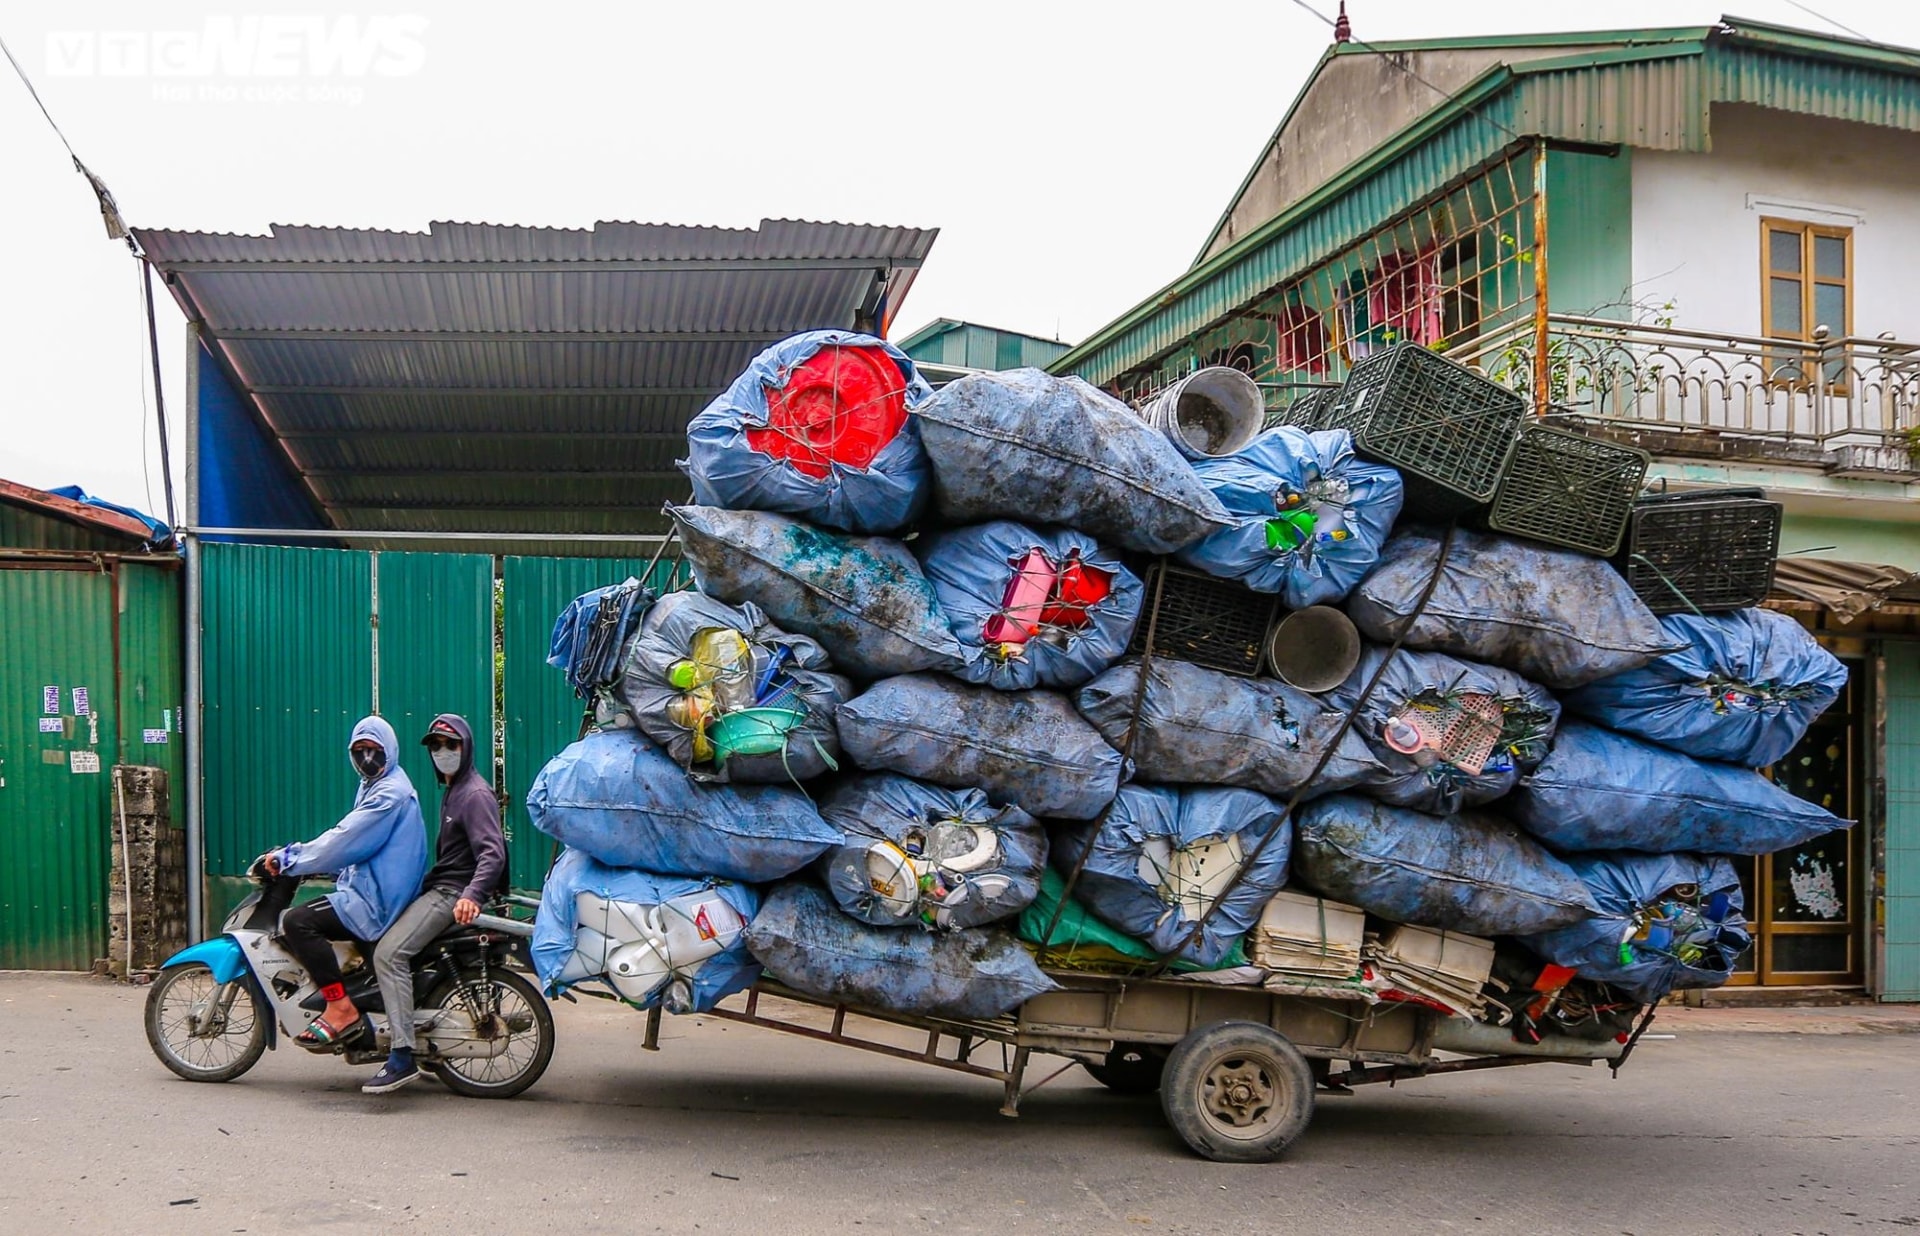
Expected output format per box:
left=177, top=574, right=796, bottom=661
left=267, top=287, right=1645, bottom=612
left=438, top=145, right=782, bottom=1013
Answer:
left=296, top=1011, right=368, bottom=1049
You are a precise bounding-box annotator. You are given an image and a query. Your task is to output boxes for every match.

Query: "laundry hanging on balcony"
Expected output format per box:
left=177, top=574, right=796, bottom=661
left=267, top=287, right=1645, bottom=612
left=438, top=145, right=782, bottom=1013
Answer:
left=1274, top=300, right=1331, bottom=375
left=1337, top=249, right=1445, bottom=361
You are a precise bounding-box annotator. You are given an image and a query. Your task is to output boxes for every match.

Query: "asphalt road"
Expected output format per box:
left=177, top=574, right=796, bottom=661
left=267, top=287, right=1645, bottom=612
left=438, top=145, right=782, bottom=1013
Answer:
left=2, top=972, right=1917, bottom=1235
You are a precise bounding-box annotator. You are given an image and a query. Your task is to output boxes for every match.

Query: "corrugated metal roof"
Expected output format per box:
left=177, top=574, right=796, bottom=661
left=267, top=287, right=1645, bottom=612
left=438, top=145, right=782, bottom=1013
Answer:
left=0, top=478, right=161, bottom=546
left=1055, top=16, right=1920, bottom=388
left=140, top=219, right=937, bottom=536
left=138, top=218, right=935, bottom=265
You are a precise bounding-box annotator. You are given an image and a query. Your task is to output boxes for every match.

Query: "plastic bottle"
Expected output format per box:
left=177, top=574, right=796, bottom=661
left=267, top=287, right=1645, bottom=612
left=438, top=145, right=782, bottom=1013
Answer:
left=690, top=628, right=755, bottom=712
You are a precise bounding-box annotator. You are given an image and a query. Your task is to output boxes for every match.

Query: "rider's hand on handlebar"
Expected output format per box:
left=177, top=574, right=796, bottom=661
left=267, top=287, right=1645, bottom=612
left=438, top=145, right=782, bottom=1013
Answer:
left=261, top=850, right=282, bottom=877
left=454, top=897, right=480, bottom=926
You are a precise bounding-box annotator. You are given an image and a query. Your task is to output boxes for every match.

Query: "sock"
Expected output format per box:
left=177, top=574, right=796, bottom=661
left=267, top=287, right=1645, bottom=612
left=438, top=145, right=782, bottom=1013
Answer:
left=389, top=1047, right=414, bottom=1069
left=320, top=982, right=346, bottom=1003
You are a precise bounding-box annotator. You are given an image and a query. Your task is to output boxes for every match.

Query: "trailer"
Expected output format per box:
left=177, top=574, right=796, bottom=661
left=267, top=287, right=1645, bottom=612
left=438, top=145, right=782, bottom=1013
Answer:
left=620, top=968, right=1626, bottom=1163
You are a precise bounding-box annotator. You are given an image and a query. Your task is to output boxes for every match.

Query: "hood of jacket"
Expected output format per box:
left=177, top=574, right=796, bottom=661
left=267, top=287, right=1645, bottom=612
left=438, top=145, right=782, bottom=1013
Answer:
left=425, top=712, right=477, bottom=783
left=351, top=715, right=403, bottom=795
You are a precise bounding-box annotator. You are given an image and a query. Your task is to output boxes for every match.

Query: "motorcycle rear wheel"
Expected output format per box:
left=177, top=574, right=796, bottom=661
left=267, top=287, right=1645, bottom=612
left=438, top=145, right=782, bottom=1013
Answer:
left=419, top=968, right=553, bottom=1099
left=145, top=962, right=268, bottom=1083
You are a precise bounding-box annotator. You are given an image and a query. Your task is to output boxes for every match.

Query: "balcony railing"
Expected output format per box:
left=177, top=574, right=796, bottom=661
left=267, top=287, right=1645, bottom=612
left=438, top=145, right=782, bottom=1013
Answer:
left=1450, top=315, right=1920, bottom=475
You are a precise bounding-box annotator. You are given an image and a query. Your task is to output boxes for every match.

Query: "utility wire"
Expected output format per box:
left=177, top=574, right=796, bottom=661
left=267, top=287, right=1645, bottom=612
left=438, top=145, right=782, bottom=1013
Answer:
left=3, top=29, right=177, bottom=528
left=1282, top=0, right=1525, bottom=144
left=1779, top=0, right=1872, bottom=46
left=0, top=32, right=129, bottom=239
left=0, top=31, right=79, bottom=161
left=132, top=260, right=158, bottom=517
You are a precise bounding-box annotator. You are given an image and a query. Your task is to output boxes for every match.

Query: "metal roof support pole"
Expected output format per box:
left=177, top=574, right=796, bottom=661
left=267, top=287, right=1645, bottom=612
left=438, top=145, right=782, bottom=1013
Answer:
left=183, top=531, right=204, bottom=942
left=1531, top=137, right=1551, bottom=416
left=182, top=322, right=205, bottom=943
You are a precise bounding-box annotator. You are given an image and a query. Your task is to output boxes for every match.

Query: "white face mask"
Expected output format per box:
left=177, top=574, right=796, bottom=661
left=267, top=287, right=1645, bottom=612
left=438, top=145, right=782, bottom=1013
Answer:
left=432, top=748, right=463, bottom=777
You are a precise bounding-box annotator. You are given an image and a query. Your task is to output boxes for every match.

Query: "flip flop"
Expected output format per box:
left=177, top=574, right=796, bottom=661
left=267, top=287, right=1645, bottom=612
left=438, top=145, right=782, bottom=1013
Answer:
left=296, top=1012, right=368, bottom=1049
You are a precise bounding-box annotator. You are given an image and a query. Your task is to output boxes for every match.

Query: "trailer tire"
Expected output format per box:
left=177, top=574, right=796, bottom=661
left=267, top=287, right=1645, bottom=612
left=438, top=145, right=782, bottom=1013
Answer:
left=1084, top=1043, right=1167, bottom=1095
left=1160, top=1021, right=1314, bottom=1162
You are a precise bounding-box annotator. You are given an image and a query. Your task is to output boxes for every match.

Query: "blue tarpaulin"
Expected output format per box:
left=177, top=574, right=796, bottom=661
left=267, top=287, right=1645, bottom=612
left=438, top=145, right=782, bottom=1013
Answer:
left=1348, top=527, right=1683, bottom=689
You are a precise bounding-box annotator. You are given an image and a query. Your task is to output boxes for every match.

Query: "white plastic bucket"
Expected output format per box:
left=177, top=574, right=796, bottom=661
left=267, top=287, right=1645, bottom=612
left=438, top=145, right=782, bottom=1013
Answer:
left=1265, top=605, right=1361, bottom=694
left=1143, top=367, right=1264, bottom=458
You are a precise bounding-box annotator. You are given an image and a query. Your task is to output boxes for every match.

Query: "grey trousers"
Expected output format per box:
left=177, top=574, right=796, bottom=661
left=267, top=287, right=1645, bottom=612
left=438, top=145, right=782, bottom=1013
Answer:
left=373, top=887, right=459, bottom=1053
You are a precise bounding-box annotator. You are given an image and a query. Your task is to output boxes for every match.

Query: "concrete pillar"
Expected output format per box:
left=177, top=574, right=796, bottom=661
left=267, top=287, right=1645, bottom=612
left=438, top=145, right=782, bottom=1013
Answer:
left=107, top=767, right=186, bottom=979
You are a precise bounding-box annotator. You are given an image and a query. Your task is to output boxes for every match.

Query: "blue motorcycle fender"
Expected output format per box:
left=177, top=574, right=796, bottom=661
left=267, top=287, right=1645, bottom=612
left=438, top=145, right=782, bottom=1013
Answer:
left=160, top=937, right=277, bottom=1050
left=162, top=936, right=250, bottom=984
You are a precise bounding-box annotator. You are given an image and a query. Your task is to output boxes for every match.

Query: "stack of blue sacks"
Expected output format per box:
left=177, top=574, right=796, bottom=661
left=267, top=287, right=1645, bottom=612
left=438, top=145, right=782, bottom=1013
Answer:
left=525, top=334, right=1854, bottom=1027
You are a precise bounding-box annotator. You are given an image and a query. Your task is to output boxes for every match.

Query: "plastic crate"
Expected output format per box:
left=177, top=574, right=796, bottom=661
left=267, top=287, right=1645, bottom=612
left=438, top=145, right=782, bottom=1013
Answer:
left=1268, top=387, right=1336, bottom=431
left=1484, top=424, right=1651, bottom=557
left=1130, top=562, right=1280, bottom=677
left=1324, top=342, right=1526, bottom=520
left=1613, top=490, right=1783, bottom=614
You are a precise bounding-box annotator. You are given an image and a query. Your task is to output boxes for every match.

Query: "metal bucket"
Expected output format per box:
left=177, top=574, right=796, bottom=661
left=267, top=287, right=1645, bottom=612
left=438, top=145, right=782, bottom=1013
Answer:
left=1143, top=367, right=1263, bottom=458
left=1265, top=606, right=1361, bottom=694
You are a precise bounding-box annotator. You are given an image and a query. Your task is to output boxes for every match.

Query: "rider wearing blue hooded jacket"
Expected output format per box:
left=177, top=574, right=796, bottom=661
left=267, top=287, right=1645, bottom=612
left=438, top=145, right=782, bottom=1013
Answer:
left=266, top=716, right=429, bottom=1048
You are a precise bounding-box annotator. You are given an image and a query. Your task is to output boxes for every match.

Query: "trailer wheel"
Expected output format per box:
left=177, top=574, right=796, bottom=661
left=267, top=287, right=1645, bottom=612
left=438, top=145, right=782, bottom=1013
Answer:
left=1083, top=1043, right=1167, bottom=1095
left=1160, top=1021, right=1314, bottom=1163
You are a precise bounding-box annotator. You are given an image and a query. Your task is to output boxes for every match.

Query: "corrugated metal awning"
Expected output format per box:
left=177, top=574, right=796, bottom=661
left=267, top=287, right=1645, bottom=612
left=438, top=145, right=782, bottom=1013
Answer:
left=139, top=219, right=937, bottom=537
left=1771, top=558, right=1920, bottom=621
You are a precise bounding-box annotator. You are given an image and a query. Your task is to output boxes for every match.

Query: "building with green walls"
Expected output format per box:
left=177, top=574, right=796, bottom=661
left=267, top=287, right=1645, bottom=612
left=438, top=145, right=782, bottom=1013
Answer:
left=1053, top=16, right=1920, bottom=1001
left=0, top=480, right=182, bottom=970
left=896, top=318, right=1072, bottom=385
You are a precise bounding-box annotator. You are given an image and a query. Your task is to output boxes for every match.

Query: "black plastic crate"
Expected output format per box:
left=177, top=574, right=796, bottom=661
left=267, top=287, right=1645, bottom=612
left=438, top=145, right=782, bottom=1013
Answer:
left=1613, top=490, right=1783, bottom=614
left=1484, top=424, right=1651, bottom=557
left=1324, top=341, right=1526, bottom=520
left=1131, top=562, right=1281, bottom=677
left=1268, top=386, right=1336, bottom=431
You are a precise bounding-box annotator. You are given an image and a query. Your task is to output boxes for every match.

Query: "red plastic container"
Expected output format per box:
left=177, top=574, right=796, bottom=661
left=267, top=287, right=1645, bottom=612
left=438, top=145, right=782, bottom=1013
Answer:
left=747, top=344, right=909, bottom=479
left=1039, top=552, right=1113, bottom=630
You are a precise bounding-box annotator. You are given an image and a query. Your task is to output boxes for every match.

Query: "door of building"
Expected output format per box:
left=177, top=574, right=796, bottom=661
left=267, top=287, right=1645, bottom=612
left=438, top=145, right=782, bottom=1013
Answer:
left=0, top=566, right=118, bottom=969
left=1729, top=655, right=1866, bottom=987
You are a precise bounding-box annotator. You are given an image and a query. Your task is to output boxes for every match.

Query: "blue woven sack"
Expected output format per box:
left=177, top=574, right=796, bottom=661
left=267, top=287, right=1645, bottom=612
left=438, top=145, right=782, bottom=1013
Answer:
left=1176, top=427, right=1404, bottom=606
left=682, top=330, right=933, bottom=535
left=1562, top=608, right=1849, bottom=767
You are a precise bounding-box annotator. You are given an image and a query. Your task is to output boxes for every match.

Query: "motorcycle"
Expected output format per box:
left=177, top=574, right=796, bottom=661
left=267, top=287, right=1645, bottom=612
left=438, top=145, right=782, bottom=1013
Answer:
left=144, top=856, right=554, bottom=1098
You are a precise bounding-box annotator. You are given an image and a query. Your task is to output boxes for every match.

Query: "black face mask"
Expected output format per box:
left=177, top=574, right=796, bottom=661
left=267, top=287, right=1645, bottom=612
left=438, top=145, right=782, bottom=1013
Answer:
left=352, top=747, right=387, bottom=780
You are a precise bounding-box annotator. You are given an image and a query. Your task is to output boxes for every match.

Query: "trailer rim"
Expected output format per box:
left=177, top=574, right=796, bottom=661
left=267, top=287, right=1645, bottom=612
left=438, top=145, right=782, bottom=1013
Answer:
left=1161, top=1020, right=1315, bottom=1163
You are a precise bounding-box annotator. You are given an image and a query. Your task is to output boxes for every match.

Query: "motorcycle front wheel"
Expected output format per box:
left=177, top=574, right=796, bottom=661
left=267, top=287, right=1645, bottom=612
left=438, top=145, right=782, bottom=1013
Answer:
left=420, top=968, right=554, bottom=1099
left=144, top=962, right=268, bottom=1083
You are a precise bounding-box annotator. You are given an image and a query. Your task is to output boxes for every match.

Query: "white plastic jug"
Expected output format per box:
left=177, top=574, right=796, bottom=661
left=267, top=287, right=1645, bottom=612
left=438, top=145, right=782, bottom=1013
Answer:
left=572, top=890, right=748, bottom=1004
left=1137, top=834, right=1247, bottom=922
left=859, top=824, right=1005, bottom=926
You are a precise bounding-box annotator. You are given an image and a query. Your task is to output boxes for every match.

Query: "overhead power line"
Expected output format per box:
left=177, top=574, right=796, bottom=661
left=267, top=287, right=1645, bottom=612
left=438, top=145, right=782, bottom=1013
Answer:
left=1282, top=0, right=1525, bottom=144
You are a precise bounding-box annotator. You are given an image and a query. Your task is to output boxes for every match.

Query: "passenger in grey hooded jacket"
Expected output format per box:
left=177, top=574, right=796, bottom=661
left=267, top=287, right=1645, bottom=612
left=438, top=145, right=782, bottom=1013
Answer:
left=363, top=713, right=508, bottom=1094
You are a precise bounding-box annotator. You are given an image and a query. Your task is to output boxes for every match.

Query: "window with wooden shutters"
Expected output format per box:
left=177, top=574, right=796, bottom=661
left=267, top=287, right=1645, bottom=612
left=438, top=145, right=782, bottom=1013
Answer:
left=1761, top=219, right=1852, bottom=387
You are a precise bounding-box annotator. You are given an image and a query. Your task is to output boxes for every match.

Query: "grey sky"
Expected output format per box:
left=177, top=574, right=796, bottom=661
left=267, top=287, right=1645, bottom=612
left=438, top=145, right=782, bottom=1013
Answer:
left=2, top=0, right=1911, bottom=517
